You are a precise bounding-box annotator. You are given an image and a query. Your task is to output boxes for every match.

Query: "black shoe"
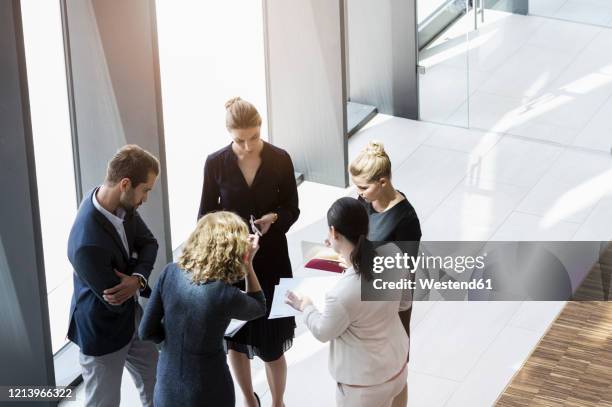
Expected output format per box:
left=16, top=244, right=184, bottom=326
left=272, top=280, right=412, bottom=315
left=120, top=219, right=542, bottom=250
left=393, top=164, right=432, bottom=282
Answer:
left=254, top=392, right=261, bottom=407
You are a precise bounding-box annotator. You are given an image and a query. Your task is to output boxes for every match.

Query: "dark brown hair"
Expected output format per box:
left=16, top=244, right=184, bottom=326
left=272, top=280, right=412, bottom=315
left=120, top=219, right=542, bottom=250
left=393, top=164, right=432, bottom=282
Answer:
left=105, top=144, right=159, bottom=187
left=327, top=197, right=373, bottom=280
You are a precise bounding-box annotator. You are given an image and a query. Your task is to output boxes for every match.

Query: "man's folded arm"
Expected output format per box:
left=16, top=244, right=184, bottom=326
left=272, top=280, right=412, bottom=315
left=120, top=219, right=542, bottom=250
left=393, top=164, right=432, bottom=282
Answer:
left=73, top=245, right=128, bottom=313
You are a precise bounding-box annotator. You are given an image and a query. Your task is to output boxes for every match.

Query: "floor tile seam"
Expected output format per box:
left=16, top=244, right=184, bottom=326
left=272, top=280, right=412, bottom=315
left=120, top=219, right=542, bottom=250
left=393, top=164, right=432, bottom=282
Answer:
left=441, top=321, right=519, bottom=406
left=531, top=9, right=612, bottom=30
left=391, top=135, right=475, bottom=225
left=528, top=0, right=570, bottom=22
left=406, top=367, right=463, bottom=406
left=506, top=206, right=590, bottom=232
left=574, top=83, right=612, bottom=143
left=474, top=12, right=549, bottom=75
left=409, top=300, right=439, bottom=331
left=472, top=66, right=594, bottom=108
left=507, top=301, right=568, bottom=333
left=540, top=6, right=612, bottom=29
left=415, top=133, right=605, bottom=236
left=566, top=215, right=585, bottom=241
left=465, top=29, right=533, bottom=79
left=390, top=127, right=440, bottom=171
left=545, top=34, right=612, bottom=119
left=439, top=301, right=527, bottom=395
left=485, top=148, right=566, bottom=240
left=509, top=209, right=583, bottom=226
left=434, top=87, right=470, bottom=125
left=564, top=190, right=610, bottom=233
left=502, top=126, right=582, bottom=151
left=416, top=123, right=441, bottom=147
left=420, top=140, right=494, bottom=157
left=474, top=38, right=605, bottom=107
left=476, top=39, right=575, bottom=97
left=418, top=173, right=469, bottom=225
left=405, top=367, right=463, bottom=384
left=421, top=171, right=537, bottom=235
left=505, top=138, right=573, bottom=214
left=527, top=22, right=604, bottom=57
left=423, top=126, right=505, bottom=157
left=440, top=88, right=579, bottom=133
left=468, top=157, right=563, bottom=190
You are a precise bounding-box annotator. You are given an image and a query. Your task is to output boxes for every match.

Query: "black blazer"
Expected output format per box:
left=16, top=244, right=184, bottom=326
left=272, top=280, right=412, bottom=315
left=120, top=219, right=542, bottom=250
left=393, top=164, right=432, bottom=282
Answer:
left=67, top=188, right=158, bottom=356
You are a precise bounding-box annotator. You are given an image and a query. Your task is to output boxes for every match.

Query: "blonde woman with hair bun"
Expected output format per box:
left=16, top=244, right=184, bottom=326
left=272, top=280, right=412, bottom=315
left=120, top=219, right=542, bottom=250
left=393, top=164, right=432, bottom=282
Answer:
left=349, top=141, right=422, bottom=407
left=198, top=97, right=300, bottom=407
left=139, top=211, right=266, bottom=407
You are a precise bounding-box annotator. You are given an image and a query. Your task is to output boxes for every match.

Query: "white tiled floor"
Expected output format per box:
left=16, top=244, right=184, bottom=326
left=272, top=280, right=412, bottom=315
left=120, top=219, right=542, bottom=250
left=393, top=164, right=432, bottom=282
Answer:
left=490, top=212, right=581, bottom=241
left=420, top=9, right=612, bottom=153
left=393, top=145, right=475, bottom=220
left=444, top=325, right=543, bottom=407
left=275, top=116, right=610, bottom=407
left=422, top=178, right=531, bottom=241
left=63, top=116, right=612, bottom=406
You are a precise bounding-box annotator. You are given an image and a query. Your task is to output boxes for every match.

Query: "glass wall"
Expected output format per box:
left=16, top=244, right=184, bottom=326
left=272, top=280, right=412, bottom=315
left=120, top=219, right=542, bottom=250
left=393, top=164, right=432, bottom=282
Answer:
left=20, top=0, right=77, bottom=354
left=155, top=0, right=268, bottom=248
left=418, top=0, right=470, bottom=127
left=418, top=0, right=612, bottom=153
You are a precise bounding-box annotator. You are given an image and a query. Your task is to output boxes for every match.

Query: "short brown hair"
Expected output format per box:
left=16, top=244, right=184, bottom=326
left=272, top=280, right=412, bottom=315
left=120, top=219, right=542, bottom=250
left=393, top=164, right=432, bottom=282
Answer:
left=105, top=144, right=160, bottom=187
left=178, top=211, right=249, bottom=285
left=225, top=97, right=262, bottom=130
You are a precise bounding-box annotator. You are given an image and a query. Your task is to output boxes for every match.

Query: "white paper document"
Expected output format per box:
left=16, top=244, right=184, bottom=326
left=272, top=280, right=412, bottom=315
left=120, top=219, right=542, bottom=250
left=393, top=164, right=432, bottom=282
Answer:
left=269, top=275, right=341, bottom=319
left=224, top=319, right=247, bottom=337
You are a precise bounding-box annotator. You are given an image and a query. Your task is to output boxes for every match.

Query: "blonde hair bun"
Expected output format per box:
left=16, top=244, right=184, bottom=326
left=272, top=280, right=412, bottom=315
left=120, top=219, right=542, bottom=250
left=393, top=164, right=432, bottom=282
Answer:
left=224, top=97, right=262, bottom=130
left=225, top=97, right=242, bottom=110
left=366, top=141, right=386, bottom=158
left=349, top=140, right=392, bottom=182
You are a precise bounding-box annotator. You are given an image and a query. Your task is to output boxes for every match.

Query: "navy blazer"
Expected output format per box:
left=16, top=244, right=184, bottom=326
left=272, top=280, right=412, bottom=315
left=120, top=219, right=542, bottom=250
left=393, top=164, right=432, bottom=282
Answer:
left=67, top=188, right=158, bottom=356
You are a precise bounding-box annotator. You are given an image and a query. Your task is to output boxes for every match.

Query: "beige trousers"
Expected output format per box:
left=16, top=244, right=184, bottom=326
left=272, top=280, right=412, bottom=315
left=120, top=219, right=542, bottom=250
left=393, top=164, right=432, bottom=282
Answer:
left=336, top=368, right=408, bottom=407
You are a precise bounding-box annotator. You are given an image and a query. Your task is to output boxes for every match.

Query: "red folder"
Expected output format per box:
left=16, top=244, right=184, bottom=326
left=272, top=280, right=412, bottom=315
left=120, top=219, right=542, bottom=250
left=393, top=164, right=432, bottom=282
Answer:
left=303, top=244, right=346, bottom=273
left=304, top=257, right=345, bottom=273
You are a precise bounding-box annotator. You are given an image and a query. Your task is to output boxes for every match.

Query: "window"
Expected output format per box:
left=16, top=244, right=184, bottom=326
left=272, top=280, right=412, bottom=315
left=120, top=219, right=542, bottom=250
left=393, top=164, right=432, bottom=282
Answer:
left=21, top=0, right=77, bottom=354
left=155, top=0, right=268, bottom=247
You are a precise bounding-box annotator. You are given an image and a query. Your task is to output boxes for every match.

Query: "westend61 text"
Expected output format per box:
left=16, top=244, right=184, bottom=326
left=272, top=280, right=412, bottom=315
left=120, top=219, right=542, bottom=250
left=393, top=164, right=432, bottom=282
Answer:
left=372, top=278, right=493, bottom=291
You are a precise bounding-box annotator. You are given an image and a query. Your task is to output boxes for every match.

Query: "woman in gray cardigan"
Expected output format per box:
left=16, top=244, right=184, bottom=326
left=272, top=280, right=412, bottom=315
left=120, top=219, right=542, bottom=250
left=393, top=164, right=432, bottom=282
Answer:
left=139, top=211, right=266, bottom=407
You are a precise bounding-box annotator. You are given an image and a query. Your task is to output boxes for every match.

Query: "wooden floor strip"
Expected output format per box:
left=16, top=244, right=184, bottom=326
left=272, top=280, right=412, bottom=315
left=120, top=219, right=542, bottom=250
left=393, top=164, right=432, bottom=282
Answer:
left=496, top=243, right=612, bottom=407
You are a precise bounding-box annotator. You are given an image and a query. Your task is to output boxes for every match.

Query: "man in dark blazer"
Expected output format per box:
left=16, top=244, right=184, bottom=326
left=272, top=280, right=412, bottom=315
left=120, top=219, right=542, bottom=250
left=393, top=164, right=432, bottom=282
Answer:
left=67, top=145, right=160, bottom=407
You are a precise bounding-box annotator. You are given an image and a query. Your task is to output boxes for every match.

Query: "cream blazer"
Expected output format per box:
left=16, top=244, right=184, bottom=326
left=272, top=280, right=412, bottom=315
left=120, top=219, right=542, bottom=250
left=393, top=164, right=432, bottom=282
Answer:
left=302, top=266, right=410, bottom=386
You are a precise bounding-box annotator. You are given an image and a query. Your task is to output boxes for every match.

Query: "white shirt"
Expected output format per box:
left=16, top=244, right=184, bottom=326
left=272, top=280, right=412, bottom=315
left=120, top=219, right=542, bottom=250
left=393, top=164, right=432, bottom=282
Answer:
left=92, top=188, right=147, bottom=287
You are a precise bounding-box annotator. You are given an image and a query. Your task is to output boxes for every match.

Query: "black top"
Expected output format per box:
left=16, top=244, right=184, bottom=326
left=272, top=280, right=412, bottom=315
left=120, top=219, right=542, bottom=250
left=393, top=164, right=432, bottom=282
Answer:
left=197, top=141, right=299, bottom=358
left=139, top=263, right=266, bottom=406
left=360, top=191, right=421, bottom=361
left=67, top=188, right=158, bottom=356
left=359, top=192, right=422, bottom=242
left=198, top=141, right=299, bottom=235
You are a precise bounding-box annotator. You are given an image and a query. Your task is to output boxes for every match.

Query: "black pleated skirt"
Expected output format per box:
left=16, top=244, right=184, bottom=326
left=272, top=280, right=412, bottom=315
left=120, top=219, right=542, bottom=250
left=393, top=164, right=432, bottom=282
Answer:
left=224, top=233, right=296, bottom=362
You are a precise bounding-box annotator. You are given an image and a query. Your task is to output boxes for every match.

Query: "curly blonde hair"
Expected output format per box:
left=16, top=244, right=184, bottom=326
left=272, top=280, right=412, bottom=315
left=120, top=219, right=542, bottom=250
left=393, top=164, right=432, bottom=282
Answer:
left=349, top=141, right=392, bottom=182
left=178, top=211, right=249, bottom=284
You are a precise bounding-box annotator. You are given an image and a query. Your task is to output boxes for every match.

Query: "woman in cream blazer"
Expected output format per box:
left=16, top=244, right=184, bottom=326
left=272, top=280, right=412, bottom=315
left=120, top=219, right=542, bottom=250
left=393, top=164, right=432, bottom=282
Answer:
left=286, top=197, right=411, bottom=407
